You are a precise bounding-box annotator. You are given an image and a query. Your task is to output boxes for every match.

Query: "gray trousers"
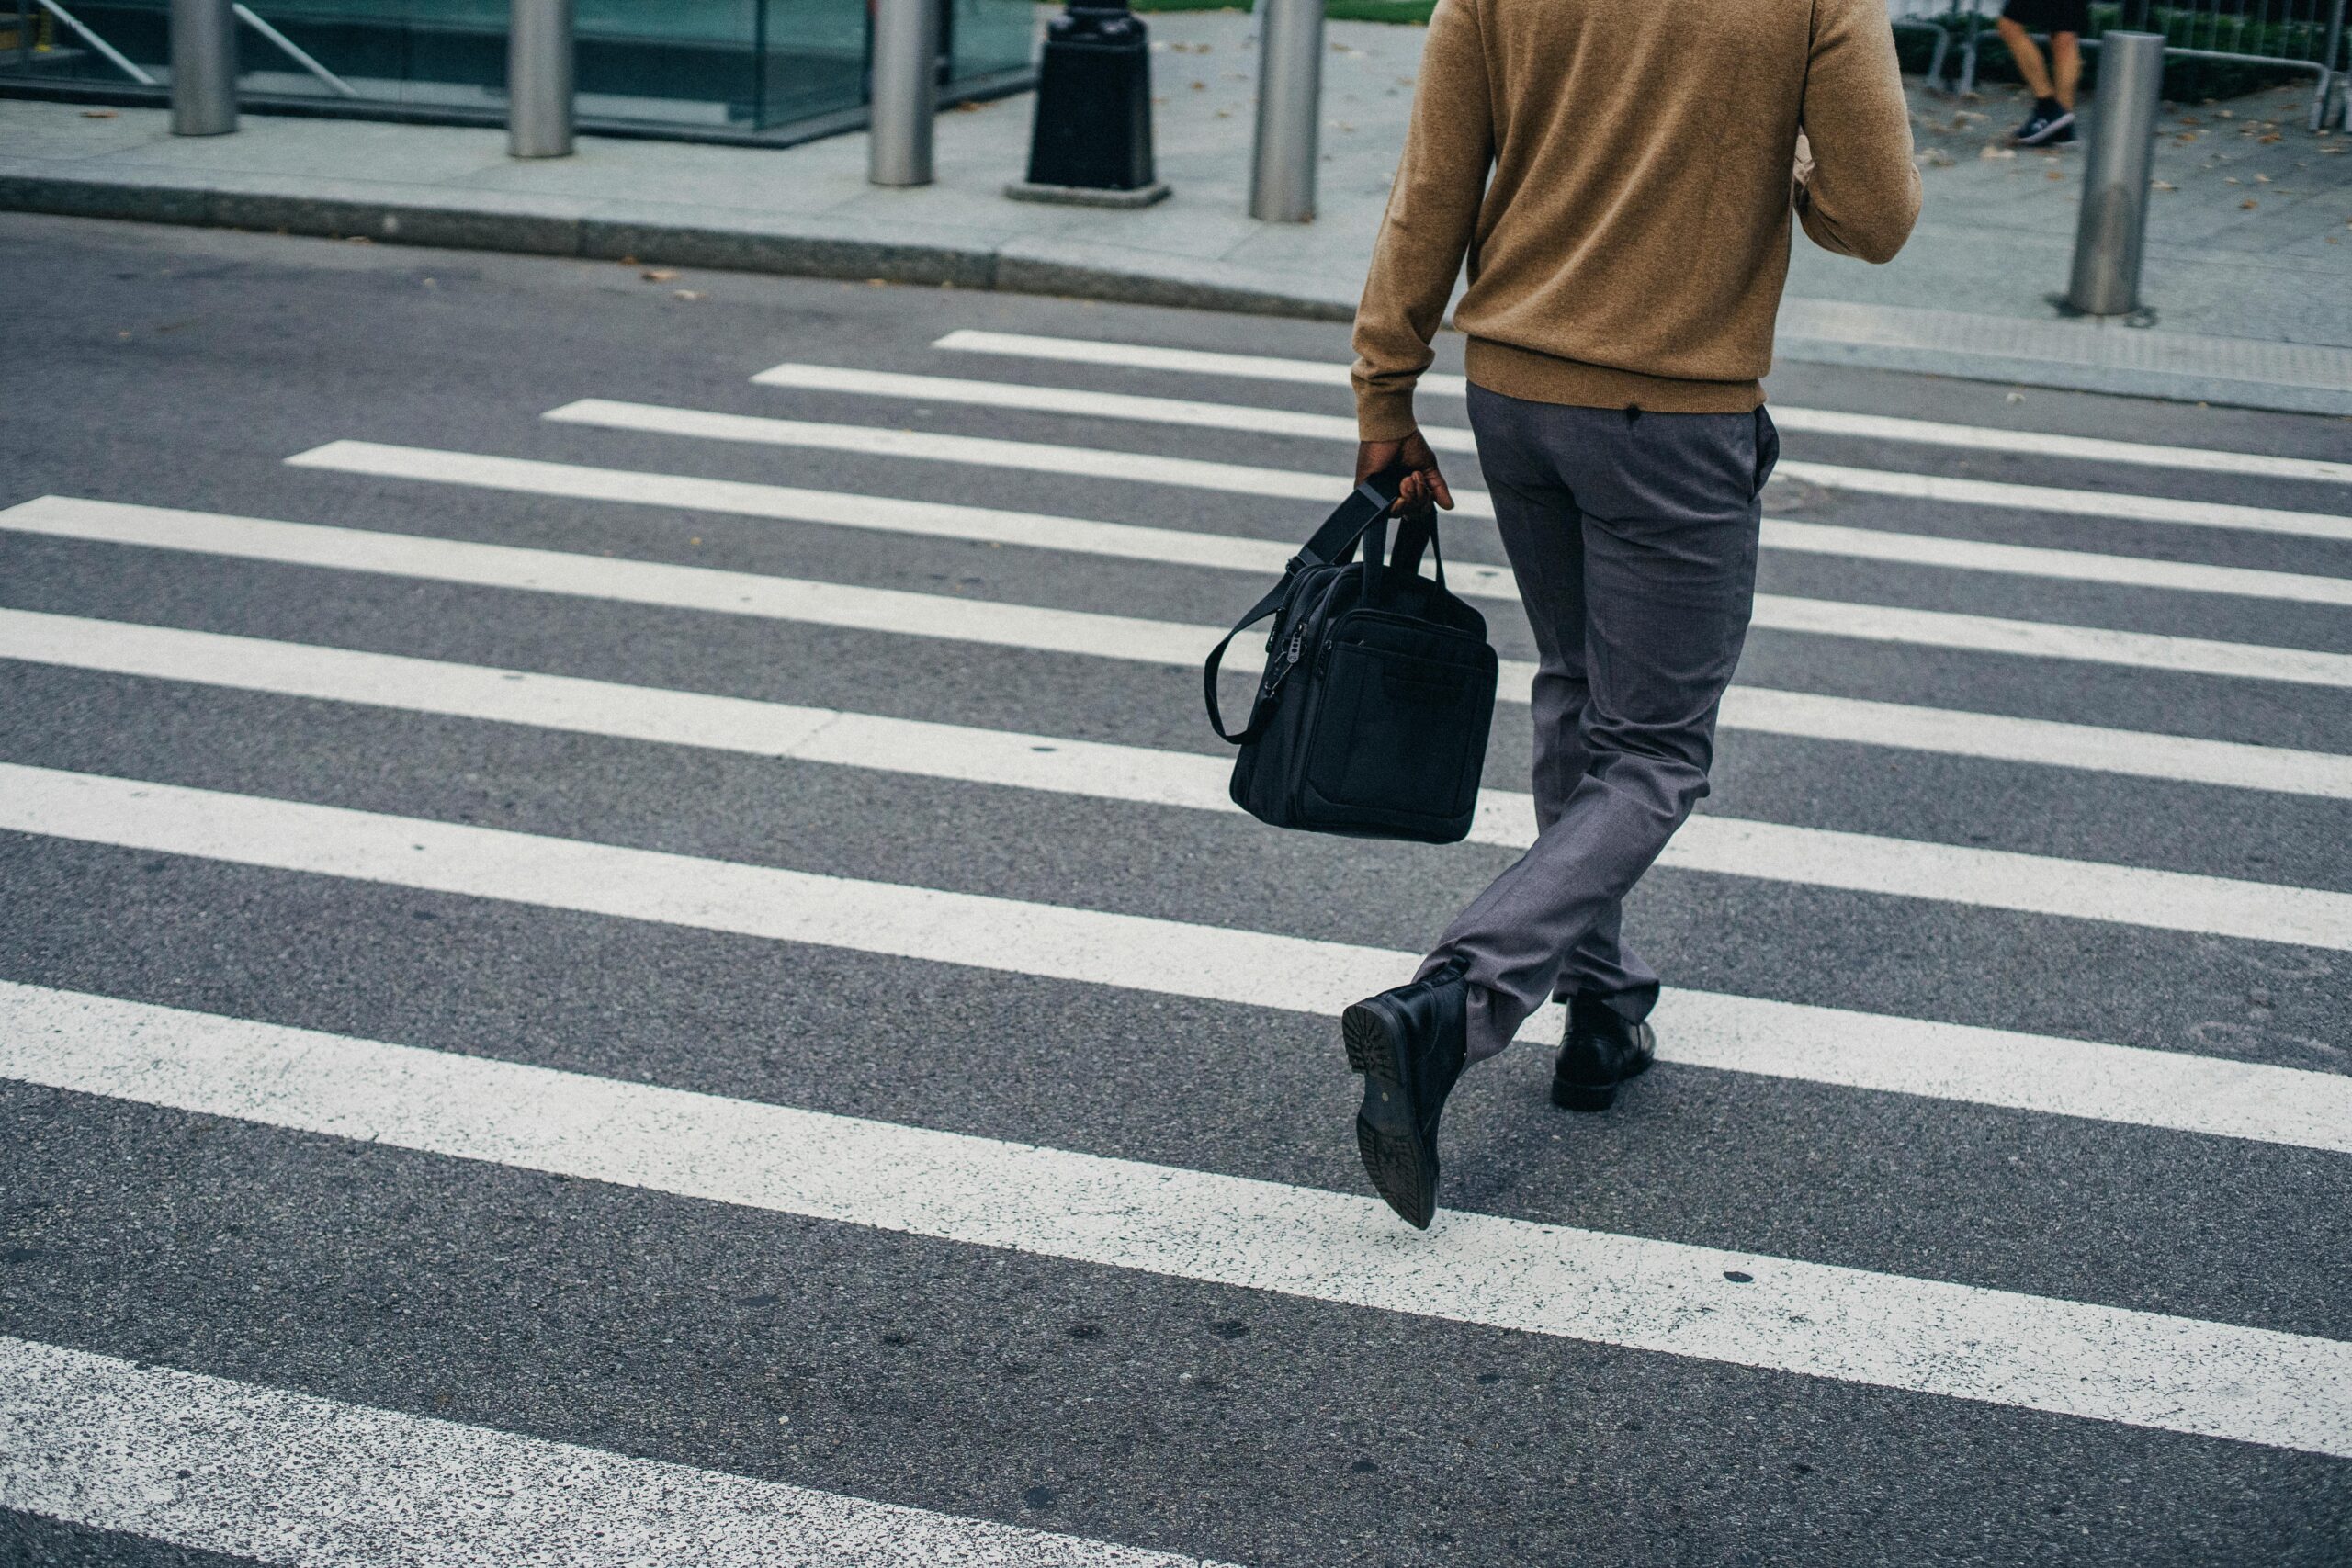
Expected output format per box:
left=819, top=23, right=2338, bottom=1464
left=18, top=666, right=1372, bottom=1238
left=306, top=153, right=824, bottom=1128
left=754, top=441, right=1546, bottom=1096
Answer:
left=1420, top=386, right=1777, bottom=1064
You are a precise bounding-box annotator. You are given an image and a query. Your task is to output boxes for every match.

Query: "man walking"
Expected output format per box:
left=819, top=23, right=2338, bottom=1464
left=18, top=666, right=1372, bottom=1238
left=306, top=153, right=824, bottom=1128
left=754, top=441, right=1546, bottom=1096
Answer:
left=1997, top=0, right=2088, bottom=146
left=1339, top=0, right=1919, bottom=1228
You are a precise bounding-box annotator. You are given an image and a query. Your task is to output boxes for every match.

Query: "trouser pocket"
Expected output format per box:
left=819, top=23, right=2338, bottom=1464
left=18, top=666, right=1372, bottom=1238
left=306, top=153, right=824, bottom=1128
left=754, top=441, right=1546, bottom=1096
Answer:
left=1751, top=406, right=1781, bottom=499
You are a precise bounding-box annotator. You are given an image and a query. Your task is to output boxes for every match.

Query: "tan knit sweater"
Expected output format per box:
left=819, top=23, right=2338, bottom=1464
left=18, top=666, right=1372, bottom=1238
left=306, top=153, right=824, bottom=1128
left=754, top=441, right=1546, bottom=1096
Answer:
left=1352, top=0, right=1921, bottom=437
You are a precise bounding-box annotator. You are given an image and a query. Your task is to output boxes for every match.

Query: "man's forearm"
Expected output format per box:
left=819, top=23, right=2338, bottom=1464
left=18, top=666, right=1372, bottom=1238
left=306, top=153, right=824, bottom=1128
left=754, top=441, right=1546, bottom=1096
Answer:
left=1350, top=0, right=1494, bottom=440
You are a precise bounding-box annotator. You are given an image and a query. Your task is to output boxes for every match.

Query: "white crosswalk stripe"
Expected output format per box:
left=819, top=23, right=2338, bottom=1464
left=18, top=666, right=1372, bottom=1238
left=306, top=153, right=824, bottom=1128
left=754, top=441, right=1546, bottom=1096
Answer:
left=15, top=494, right=2351, bottom=692
left=549, top=396, right=2352, bottom=544
left=300, top=438, right=2352, bottom=608
left=257, top=448, right=2352, bottom=796
left=928, top=329, right=2352, bottom=488
left=6, top=984, right=2348, bottom=1456
left=0, top=1335, right=1227, bottom=1568
left=4, top=609, right=2345, bottom=950
left=15, top=299, right=2352, bottom=1564
left=3, top=762, right=2347, bottom=1146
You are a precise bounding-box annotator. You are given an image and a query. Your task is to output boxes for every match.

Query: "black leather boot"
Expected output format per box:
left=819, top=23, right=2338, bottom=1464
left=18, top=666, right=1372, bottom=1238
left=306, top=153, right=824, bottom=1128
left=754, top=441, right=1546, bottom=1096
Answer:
left=1551, top=991, right=1657, bottom=1111
left=1342, top=963, right=1469, bottom=1229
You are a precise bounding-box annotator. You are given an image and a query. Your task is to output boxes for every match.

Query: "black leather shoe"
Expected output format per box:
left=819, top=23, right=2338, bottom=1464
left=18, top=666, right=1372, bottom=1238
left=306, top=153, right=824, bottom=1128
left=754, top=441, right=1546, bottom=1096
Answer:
left=1342, top=964, right=1468, bottom=1229
left=1550, top=992, right=1656, bottom=1111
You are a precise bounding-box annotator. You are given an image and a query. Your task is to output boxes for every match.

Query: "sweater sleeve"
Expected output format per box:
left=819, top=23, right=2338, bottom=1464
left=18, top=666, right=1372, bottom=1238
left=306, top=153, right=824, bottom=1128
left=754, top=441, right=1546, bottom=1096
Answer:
left=1795, top=0, right=1920, bottom=265
left=1350, top=0, right=1494, bottom=442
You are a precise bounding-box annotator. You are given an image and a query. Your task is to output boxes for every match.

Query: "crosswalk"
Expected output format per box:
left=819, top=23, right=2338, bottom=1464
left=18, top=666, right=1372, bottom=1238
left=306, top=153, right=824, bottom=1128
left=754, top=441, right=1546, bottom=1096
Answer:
left=6, top=308, right=2350, bottom=1562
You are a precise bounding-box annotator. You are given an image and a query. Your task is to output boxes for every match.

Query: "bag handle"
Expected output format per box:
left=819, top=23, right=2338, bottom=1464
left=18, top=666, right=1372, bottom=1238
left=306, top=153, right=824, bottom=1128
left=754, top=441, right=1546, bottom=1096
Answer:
left=1363, top=506, right=1448, bottom=604
left=1204, top=470, right=1402, bottom=745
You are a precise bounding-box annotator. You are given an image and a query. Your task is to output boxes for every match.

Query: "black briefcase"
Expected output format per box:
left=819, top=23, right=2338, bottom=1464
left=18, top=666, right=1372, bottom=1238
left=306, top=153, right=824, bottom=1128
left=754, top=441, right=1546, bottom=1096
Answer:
left=1204, top=475, right=1498, bottom=844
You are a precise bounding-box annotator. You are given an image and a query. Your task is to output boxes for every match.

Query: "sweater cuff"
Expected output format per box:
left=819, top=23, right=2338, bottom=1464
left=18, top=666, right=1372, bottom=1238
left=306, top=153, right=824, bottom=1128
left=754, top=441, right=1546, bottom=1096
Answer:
left=1355, top=386, right=1420, bottom=443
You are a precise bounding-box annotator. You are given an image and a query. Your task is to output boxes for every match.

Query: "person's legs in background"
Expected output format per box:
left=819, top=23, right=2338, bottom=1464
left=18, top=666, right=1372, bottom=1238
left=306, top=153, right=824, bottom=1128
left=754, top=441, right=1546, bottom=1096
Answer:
left=1996, top=13, right=2057, bottom=102
left=2051, top=30, right=2083, bottom=114
left=1998, top=3, right=2081, bottom=146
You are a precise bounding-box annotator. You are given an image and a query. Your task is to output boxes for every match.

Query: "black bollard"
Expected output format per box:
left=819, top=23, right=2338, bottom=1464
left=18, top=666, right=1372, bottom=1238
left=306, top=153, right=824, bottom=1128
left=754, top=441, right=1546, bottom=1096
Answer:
left=1005, top=0, right=1169, bottom=208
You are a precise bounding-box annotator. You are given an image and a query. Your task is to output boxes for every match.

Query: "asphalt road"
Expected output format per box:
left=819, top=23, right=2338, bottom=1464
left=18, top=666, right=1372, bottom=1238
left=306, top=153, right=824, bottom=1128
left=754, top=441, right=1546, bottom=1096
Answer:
left=1, top=211, right=2348, bottom=1567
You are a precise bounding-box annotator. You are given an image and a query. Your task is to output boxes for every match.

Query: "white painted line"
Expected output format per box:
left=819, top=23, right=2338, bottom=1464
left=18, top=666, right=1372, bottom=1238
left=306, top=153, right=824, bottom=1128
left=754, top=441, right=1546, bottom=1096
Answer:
left=1772, top=459, right=2352, bottom=545
left=933, top=328, right=1389, bottom=389
left=16, top=494, right=2351, bottom=691
left=1761, top=519, right=2352, bottom=606
left=0, top=1334, right=1226, bottom=1568
left=4, top=983, right=2349, bottom=1455
left=756, top=360, right=1375, bottom=446
left=0, top=495, right=1216, bottom=669
left=303, top=438, right=2352, bottom=611
left=545, top=398, right=1410, bottom=509
left=3, top=765, right=2349, bottom=1152
left=273, top=450, right=2352, bottom=796
left=1709, top=685, right=2352, bottom=802
left=292, top=440, right=1310, bottom=581
left=1765, top=407, right=2352, bottom=489
left=6, top=609, right=2349, bottom=949
left=931, top=330, right=2352, bottom=488
left=558, top=393, right=2352, bottom=547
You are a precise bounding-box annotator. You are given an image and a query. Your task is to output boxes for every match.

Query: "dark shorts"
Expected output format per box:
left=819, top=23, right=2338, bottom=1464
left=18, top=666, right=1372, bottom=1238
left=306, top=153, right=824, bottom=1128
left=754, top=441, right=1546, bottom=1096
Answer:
left=2002, top=0, right=2091, bottom=34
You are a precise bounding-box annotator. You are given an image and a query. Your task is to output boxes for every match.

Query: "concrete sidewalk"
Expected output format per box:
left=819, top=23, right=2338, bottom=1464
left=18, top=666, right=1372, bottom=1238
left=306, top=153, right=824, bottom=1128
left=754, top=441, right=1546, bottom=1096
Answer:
left=6, top=8, right=2350, bottom=412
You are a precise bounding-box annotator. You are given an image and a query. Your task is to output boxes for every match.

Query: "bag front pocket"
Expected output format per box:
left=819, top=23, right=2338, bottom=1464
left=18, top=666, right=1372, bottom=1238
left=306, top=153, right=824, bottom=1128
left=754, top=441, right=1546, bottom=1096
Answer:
left=1304, top=640, right=1490, bottom=823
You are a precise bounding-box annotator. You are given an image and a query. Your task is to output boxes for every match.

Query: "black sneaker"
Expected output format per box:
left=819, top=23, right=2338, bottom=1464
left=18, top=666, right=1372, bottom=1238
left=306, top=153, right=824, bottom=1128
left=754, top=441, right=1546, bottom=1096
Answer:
left=1342, top=964, right=1469, bottom=1229
left=1550, top=992, right=1657, bottom=1112
left=2015, top=104, right=2076, bottom=147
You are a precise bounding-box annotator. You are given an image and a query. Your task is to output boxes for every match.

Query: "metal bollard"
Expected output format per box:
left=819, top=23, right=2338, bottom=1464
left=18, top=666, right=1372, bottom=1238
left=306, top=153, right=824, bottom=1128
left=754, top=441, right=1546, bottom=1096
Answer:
left=2066, top=30, right=2165, bottom=317
left=507, top=0, right=574, bottom=159
left=869, top=0, right=938, bottom=186
left=1249, top=0, right=1323, bottom=222
left=169, top=0, right=238, bottom=137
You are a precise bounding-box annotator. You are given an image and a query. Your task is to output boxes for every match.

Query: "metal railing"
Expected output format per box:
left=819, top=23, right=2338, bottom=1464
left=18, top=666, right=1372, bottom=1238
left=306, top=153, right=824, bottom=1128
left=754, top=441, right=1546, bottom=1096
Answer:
left=1888, top=0, right=1960, bottom=86
left=1946, top=0, right=2348, bottom=129
left=22, top=0, right=154, bottom=84
left=10, top=0, right=358, bottom=97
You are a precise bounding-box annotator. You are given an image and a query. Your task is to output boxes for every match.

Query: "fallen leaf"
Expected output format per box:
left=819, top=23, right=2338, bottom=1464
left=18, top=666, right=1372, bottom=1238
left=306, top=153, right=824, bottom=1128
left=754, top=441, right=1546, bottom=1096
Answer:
left=673, top=289, right=706, bottom=300
left=641, top=268, right=677, bottom=281
left=80, top=109, right=116, bottom=118
left=1981, top=144, right=2017, bottom=160
left=2152, top=180, right=2176, bottom=191
left=2241, top=198, right=2258, bottom=209
left=2046, top=169, right=2064, bottom=180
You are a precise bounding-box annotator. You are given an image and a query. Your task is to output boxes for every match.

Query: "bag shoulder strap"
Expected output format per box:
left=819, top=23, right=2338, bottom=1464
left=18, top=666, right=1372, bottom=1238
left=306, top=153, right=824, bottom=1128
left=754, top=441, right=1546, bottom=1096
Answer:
left=1204, top=474, right=1400, bottom=745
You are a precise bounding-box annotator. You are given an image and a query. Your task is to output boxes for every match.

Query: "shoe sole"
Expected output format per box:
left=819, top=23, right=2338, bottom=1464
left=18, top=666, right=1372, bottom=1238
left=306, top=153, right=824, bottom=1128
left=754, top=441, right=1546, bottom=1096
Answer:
left=2017, top=117, right=2075, bottom=147
left=1550, top=1026, right=1657, bottom=1113
left=1343, top=999, right=1436, bottom=1230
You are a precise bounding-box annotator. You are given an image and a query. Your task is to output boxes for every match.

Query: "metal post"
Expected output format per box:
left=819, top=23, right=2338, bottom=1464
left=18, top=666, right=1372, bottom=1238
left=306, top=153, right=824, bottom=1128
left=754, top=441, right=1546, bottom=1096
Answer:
left=2066, top=30, right=2164, bottom=316
left=507, top=0, right=573, bottom=160
left=1249, top=0, right=1323, bottom=221
left=2320, top=0, right=2347, bottom=132
left=169, top=0, right=236, bottom=136
left=868, top=0, right=937, bottom=186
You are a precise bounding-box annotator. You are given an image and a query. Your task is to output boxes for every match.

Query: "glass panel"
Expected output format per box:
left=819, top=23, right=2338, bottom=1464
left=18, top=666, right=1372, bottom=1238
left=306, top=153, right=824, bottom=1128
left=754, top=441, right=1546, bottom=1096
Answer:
left=949, top=0, right=1030, bottom=85
left=0, top=0, right=1034, bottom=135
left=758, top=0, right=865, bottom=128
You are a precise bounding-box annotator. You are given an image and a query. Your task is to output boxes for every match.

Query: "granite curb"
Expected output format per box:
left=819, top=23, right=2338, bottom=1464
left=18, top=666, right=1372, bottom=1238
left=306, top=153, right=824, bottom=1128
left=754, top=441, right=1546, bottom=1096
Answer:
left=0, top=169, right=1353, bottom=320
